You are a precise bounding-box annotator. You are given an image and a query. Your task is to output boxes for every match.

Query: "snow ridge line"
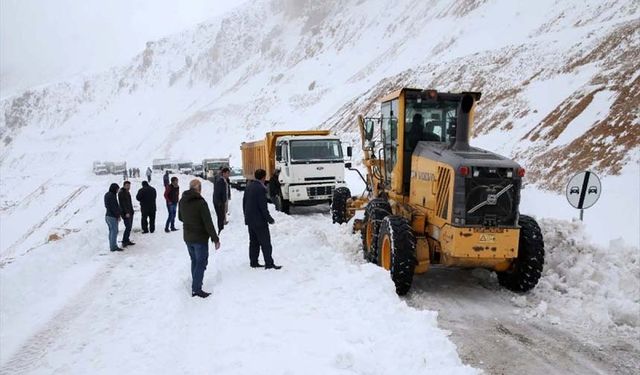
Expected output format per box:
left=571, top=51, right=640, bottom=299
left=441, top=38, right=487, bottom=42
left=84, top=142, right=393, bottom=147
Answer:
left=0, top=254, right=124, bottom=373
left=0, top=185, right=88, bottom=267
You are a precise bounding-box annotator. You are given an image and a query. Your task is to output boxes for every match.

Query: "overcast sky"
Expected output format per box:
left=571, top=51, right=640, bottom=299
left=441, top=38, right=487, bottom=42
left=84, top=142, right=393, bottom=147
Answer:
left=0, top=0, right=250, bottom=96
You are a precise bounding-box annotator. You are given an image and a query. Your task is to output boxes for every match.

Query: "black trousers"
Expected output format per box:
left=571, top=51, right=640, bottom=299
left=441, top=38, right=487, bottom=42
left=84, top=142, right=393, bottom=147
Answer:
left=214, top=202, right=225, bottom=233
left=248, top=224, right=274, bottom=267
left=141, top=210, right=156, bottom=233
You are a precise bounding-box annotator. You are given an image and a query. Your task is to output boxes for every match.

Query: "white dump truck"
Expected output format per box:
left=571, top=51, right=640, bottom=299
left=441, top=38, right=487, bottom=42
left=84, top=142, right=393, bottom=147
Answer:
left=241, top=130, right=348, bottom=214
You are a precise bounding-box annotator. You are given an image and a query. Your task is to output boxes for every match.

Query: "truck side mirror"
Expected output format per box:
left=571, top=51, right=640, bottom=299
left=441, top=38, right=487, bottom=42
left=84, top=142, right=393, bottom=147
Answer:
left=346, top=146, right=352, bottom=158
left=276, top=145, right=282, bottom=161
left=345, top=162, right=352, bottom=169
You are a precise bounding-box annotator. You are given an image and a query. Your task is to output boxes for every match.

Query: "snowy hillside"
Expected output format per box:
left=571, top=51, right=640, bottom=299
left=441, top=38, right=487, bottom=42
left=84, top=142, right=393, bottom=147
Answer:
left=1, top=0, right=638, bottom=245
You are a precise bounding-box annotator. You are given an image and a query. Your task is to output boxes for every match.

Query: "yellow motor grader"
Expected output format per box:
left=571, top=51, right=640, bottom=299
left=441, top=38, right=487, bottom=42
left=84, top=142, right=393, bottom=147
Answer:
left=331, top=88, right=544, bottom=295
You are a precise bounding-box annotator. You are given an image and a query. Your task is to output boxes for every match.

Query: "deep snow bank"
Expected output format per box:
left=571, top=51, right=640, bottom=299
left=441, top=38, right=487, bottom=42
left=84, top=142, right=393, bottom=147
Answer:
left=514, top=219, right=640, bottom=331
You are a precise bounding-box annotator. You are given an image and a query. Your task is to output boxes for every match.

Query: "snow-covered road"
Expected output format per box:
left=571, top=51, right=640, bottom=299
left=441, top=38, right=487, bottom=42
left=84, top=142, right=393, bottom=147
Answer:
left=1, top=174, right=638, bottom=374
left=0, top=175, right=475, bottom=374
left=409, top=268, right=639, bottom=374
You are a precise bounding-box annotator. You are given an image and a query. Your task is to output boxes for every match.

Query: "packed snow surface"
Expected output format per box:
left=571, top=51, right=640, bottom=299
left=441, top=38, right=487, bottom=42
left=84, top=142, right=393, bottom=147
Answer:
left=0, top=173, right=477, bottom=374
left=2, top=171, right=638, bottom=374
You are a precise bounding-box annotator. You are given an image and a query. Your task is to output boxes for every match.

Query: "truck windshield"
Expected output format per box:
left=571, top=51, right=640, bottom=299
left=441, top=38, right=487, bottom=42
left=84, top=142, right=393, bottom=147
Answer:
left=290, top=140, right=343, bottom=161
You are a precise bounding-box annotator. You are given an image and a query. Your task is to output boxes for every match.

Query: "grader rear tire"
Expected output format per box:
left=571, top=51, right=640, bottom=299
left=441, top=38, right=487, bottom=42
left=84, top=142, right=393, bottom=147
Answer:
left=360, top=199, right=391, bottom=263
left=331, top=187, right=351, bottom=224
left=376, top=215, right=417, bottom=296
left=497, top=215, right=545, bottom=292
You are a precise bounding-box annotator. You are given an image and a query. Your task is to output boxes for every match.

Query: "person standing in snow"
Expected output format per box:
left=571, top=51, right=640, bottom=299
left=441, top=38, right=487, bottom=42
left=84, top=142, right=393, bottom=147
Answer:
left=163, top=170, right=170, bottom=188
left=243, top=169, right=281, bottom=270
left=178, top=179, right=220, bottom=298
left=104, top=183, right=123, bottom=252
left=136, top=181, right=157, bottom=233
left=164, top=176, right=180, bottom=233
left=268, top=169, right=281, bottom=200
left=213, top=167, right=230, bottom=233
left=146, top=167, right=153, bottom=182
left=118, top=181, right=135, bottom=247
left=123, top=168, right=128, bottom=181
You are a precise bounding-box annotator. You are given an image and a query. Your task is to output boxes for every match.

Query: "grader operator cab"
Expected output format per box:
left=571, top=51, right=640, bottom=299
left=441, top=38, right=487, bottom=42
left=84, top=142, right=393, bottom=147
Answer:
left=331, top=88, right=544, bottom=295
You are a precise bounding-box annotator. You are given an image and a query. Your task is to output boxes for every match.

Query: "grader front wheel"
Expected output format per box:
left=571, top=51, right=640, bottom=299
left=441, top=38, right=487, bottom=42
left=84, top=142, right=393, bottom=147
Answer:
left=360, top=199, right=391, bottom=263
left=497, top=215, right=545, bottom=292
left=376, top=215, right=417, bottom=296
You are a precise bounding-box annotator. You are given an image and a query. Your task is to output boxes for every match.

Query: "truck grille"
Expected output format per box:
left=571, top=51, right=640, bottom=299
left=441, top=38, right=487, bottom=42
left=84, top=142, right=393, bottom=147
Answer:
left=307, top=186, right=334, bottom=197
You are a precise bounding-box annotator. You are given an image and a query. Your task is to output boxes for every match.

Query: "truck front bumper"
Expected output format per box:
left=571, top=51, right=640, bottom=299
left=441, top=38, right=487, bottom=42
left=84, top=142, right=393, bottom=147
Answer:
left=287, top=183, right=345, bottom=205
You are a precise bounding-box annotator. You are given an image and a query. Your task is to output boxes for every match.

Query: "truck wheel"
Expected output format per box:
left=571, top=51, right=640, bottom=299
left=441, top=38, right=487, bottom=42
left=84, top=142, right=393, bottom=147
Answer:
left=331, top=187, right=351, bottom=224
left=361, top=199, right=391, bottom=263
left=377, top=215, right=417, bottom=296
left=274, top=194, right=290, bottom=214
left=497, top=215, right=545, bottom=292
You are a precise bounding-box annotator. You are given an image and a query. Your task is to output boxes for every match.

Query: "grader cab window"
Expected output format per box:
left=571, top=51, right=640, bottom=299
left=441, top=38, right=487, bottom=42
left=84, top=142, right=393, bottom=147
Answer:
left=403, top=94, right=459, bottom=194
left=404, top=97, right=458, bottom=151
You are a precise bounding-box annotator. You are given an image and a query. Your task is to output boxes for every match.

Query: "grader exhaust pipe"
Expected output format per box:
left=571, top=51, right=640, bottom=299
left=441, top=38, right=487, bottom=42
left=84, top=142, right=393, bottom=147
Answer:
left=453, top=94, right=475, bottom=152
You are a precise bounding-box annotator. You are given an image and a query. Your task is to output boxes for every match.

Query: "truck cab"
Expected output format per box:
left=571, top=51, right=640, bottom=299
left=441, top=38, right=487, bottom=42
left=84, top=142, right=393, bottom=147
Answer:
left=273, top=135, right=347, bottom=210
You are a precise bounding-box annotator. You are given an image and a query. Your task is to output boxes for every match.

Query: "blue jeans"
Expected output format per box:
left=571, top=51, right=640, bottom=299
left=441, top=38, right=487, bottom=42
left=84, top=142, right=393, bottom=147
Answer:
left=186, top=242, right=209, bottom=293
left=105, top=216, right=119, bottom=250
left=165, top=203, right=177, bottom=230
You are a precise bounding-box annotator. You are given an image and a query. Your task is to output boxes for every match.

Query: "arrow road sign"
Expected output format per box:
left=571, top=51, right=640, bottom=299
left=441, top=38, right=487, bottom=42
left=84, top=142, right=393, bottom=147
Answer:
left=566, top=171, right=601, bottom=210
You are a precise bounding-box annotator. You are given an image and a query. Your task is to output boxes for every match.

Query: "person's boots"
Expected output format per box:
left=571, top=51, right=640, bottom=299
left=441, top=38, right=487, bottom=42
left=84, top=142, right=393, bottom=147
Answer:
left=192, top=290, right=211, bottom=298
left=265, top=264, right=282, bottom=270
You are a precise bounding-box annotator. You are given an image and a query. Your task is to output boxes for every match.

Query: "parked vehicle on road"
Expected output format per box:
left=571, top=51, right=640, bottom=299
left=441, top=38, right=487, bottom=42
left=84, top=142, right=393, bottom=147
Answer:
left=241, top=130, right=347, bottom=214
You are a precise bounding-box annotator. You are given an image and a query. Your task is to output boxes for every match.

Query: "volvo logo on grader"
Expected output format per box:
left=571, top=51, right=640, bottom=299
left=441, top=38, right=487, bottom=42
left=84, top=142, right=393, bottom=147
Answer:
left=330, top=88, right=544, bottom=296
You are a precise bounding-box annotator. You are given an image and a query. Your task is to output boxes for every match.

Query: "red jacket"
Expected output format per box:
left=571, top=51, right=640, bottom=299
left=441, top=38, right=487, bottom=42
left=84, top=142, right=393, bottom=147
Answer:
left=164, top=184, right=179, bottom=204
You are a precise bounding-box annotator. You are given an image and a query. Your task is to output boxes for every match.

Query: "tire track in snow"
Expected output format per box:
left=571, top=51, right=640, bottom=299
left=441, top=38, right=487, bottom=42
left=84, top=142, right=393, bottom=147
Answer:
left=0, top=185, right=88, bottom=267
left=0, top=254, right=124, bottom=374
left=406, top=268, right=640, bottom=374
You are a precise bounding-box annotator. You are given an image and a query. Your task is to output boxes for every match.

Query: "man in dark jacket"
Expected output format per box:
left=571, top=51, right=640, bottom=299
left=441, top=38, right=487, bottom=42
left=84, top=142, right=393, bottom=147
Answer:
left=164, top=176, right=179, bottom=232
left=118, top=181, right=135, bottom=247
left=136, top=181, right=157, bottom=233
left=243, top=169, right=281, bottom=270
left=213, top=167, right=230, bottom=233
left=178, top=179, right=221, bottom=298
left=104, top=183, right=123, bottom=252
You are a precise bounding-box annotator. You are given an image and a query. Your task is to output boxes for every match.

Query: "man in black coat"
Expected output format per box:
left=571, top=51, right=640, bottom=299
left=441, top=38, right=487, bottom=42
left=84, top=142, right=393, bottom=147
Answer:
left=136, top=181, right=157, bottom=233
left=213, top=167, right=230, bottom=233
left=178, top=179, right=221, bottom=298
left=104, top=183, right=123, bottom=252
left=243, top=169, right=281, bottom=270
left=118, top=181, right=135, bottom=247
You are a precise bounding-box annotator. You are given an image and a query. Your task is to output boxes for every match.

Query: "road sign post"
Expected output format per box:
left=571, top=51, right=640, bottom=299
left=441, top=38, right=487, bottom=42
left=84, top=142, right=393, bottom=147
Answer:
left=565, top=171, right=601, bottom=221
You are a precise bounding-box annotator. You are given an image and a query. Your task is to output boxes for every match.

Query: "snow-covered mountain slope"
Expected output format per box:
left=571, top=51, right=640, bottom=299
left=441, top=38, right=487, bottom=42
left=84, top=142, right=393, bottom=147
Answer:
left=1, top=0, right=638, bottom=188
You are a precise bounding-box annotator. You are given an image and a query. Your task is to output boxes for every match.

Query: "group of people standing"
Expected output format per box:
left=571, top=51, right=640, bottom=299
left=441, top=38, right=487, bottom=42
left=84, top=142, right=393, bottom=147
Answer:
left=104, top=181, right=137, bottom=251
left=104, top=167, right=281, bottom=298
left=103, top=168, right=179, bottom=251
